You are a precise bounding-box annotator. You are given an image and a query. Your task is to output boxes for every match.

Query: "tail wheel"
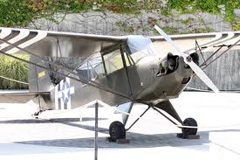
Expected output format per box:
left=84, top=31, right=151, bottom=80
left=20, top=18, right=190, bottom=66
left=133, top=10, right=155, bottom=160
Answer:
left=109, top=121, right=126, bottom=141
left=182, top=118, right=198, bottom=136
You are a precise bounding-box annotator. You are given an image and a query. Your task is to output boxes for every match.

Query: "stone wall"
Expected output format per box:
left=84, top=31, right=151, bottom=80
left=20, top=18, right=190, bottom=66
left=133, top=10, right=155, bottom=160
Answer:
left=28, top=11, right=233, bottom=35
left=189, top=50, right=240, bottom=91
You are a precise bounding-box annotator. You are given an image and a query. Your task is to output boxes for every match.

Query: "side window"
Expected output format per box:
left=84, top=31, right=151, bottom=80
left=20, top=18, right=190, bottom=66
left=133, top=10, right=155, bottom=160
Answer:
left=103, top=49, right=124, bottom=74
left=76, top=53, right=105, bottom=81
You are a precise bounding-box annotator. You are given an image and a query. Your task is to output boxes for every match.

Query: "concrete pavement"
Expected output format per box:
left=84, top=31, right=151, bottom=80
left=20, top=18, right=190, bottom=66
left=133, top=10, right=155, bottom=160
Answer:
left=0, top=91, right=239, bottom=160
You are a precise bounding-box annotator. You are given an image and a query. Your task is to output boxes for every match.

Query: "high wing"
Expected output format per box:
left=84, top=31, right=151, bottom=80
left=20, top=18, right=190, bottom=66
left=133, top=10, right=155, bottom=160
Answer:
left=1, top=27, right=240, bottom=59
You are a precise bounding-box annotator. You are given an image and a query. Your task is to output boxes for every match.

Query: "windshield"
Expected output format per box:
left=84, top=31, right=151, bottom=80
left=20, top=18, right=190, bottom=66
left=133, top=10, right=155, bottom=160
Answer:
left=127, top=35, right=156, bottom=62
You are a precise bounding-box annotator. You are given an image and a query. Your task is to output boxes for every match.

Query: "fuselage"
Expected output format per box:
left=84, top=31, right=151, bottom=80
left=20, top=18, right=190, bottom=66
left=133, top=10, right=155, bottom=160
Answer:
left=29, top=37, right=195, bottom=109
left=57, top=53, right=194, bottom=108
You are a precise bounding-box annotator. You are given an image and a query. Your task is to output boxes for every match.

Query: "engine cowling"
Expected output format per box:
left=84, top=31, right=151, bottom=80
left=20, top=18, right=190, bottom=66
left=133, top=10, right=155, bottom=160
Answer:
left=157, top=53, right=179, bottom=76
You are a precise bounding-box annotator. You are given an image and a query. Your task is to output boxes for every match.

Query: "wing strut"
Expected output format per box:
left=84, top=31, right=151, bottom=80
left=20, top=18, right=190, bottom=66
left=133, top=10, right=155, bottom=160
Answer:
left=202, top=38, right=240, bottom=69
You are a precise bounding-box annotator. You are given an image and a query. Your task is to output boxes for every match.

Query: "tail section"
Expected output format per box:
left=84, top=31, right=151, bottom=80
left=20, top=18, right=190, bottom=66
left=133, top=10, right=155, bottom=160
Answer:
left=28, top=56, right=76, bottom=111
left=28, top=56, right=55, bottom=93
left=28, top=56, right=58, bottom=110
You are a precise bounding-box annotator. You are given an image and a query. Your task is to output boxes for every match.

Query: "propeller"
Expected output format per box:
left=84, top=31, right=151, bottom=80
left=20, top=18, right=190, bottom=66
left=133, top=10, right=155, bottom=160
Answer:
left=154, top=25, right=219, bottom=93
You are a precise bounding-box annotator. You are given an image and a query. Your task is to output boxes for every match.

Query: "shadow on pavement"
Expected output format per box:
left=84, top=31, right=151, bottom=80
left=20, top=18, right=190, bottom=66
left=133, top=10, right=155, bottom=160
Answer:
left=16, top=120, right=211, bottom=149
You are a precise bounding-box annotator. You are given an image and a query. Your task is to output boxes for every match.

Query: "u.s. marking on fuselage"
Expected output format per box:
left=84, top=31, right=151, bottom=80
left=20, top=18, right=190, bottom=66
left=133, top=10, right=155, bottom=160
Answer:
left=55, top=77, right=75, bottom=110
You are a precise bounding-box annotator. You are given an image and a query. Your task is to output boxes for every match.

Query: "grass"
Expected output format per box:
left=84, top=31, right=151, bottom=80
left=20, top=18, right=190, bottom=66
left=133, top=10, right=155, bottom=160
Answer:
left=0, top=54, right=29, bottom=89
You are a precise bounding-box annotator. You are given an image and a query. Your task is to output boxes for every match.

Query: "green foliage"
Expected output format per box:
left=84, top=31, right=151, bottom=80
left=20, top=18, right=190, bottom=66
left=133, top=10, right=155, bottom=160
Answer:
left=116, top=21, right=135, bottom=33
left=181, top=17, right=195, bottom=25
left=167, top=0, right=240, bottom=22
left=0, top=55, right=29, bottom=89
left=0, top=0, right=164, bottom=27
left=195, top=0, right=220, bottom=14
left=232, top=18, right=240, bottom=31
left=0, top=1, right=33, bottom=27
left=161, top=27, right=178, bottom=34
left=97, top=0, right=138, bottom=13
left=167, top=0, right=193, bottom=13
left=0, top=0, right=240, bottom=32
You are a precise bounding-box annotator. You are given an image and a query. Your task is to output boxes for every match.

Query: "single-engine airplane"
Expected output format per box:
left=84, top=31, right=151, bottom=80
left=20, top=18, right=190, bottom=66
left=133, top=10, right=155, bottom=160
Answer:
left=0, top=25, right=240, bottom=141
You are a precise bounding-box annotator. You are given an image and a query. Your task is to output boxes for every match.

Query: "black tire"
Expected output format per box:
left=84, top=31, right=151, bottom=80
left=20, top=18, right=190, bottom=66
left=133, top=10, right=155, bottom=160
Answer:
left=182, top=118, right=198, bottom=136
left=109, top=121, right=126, bottom=141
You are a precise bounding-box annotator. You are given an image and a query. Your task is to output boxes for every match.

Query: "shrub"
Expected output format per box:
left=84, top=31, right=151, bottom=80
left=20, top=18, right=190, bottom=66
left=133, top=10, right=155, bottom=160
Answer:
left=0, top=54, right=29, bottom=89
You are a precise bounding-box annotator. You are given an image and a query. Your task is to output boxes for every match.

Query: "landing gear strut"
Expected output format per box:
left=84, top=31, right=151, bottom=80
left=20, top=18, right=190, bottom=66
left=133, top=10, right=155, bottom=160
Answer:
left=108, top=105, right=150, bottom=142
left=32, top=110, right=45, bottom=119
left=108, top=101, right=199, bottom=142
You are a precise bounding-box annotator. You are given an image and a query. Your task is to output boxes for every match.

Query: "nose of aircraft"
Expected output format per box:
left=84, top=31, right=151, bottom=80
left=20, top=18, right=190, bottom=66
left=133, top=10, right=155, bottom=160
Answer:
left=156, top=53, right=179, bottom=76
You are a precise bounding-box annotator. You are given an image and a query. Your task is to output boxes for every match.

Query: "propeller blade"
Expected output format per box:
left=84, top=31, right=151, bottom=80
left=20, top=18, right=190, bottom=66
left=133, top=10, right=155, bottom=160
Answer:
left=154, top=25, right=219, bottom=93
left=154, top=25, right=182, bottom=54
left=186, top=60, right=219, bottom=93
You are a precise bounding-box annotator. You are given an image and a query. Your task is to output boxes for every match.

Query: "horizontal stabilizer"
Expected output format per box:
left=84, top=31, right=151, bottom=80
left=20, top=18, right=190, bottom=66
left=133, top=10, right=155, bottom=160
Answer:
left=0, top=90, right=50, bottom=103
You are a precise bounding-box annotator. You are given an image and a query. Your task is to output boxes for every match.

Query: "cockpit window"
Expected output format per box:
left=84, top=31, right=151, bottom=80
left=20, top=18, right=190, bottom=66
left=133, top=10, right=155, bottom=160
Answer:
left=76, top=47, right=127, bottom=80
left=103, top=49, right=124, bottom=74
left=76, top=53, right=105, bottom=81
left=76, top=43, right=135, bottom=82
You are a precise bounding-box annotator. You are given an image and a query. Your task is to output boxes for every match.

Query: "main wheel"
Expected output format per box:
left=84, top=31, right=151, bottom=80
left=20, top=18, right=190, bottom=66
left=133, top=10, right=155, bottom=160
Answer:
left=182, top=118, right=198, bottom=136
left=109, top=121, right=126, bottom=141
